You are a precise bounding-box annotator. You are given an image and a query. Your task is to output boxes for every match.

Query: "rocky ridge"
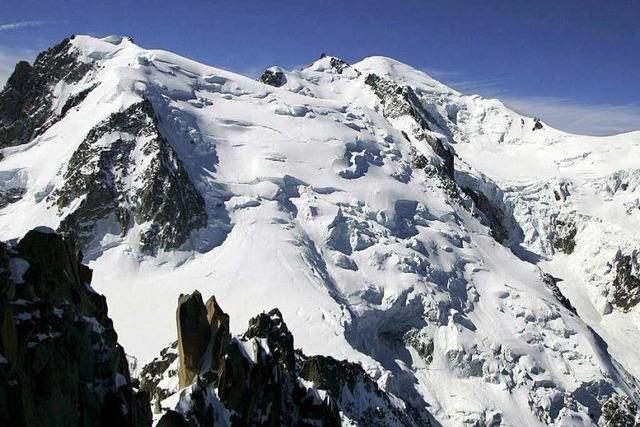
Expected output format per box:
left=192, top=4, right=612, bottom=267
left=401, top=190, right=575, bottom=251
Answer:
left=0, top=228, right=151, bottom=426
left=144, top=291, right=433, bottom=426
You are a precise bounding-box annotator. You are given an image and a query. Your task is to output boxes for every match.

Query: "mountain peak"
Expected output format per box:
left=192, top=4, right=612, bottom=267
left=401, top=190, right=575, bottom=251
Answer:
left=1, top=36, right=640, bottom=427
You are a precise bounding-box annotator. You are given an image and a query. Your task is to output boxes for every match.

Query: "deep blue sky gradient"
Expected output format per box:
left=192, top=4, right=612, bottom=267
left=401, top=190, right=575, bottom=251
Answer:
left=0, top=0, right=638, bottom=135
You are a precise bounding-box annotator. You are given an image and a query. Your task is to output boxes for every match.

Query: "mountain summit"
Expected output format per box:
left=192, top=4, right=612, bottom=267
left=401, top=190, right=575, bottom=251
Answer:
left=0, top=35, right=639, bottom=426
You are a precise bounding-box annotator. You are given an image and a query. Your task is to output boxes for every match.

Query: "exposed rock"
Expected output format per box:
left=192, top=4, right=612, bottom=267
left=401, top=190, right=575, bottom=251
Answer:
left=157, top=410, right=190, bottom=427
left=60, top=83, right=98, bottom=117
left=403, top=328, right=434, bottom=364
left=364, top=72, right=454, bottom=179
left=139, top=341, right=178, bottom=403
left=177, top=291, right=211, bottom=388
left=611, top=251, right=640, bottom=312
left=258, top=68, right=287, bottom=87
left=52, top=99, right=207, bottom=252
left=0, top=37, right=93, bottom=148
left=0, top=187, right=26, bottom=209
left=329, top=57, right=350, bottom=74
left=532, top=117, right=543, bottom=131
left=204, top=295, right=230, bottom=374
left=551, top=217, right=577, bottom=254
left=300, top=355, right=431, bottom=426
left=541, top=273, right=577, bottom=314
left=146, top=291, right=433, bottom=426
left=243, top=308, right=295, bottom=371
left=600, top=395, right=639, bottom=426
left=0, top=228, right=151, bottom=426
left=462, top=185, right=510, bottom=243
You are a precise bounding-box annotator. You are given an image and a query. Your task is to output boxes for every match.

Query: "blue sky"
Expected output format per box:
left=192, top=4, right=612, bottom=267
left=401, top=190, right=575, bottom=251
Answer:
left=0, top=0, right=638, bottom=135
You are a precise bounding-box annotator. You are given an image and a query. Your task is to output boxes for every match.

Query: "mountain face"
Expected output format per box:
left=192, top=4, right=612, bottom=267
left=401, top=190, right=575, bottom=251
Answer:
left=0, top=228, right=151, bottom=426
left=0, top=35, right=639, bottom=426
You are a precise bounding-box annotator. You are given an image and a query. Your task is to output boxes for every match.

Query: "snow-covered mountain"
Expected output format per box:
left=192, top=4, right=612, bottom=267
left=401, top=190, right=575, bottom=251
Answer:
left=0, top=35, right=639, bottom=426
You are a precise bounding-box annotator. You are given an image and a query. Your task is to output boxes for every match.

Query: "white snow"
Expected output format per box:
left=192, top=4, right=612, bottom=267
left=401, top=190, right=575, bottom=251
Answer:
left=0, top=35, right=638, bottom=426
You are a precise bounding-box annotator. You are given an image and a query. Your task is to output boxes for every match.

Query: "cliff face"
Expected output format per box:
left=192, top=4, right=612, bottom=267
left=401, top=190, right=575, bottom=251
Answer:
left=0, top=228, right=151, bottom=426
left=0, top=37, right=93, bottom=148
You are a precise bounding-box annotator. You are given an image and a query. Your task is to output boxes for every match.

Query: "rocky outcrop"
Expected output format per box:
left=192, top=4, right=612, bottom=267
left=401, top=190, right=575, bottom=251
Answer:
left=258, top=68, right=287, bottom=87
left=364, top=73, right=454, bottom=179
left=52, top=99, right=207, bottom=253
left=532, top=117, right=543, bottom=131
left=462, top=185, right=511, bottom=243
left=0, top=36, right=93, bottom=148
left=551, top=217, right=577, bottom=254
left=139, top=341, right=178, bottom=406
left=0, top=228, right=151, bottom=426
left=600, top=395, right=639, bottom=426
left=148, top=291, right=432, bottom=426
left=611, top=251, right=640, bottom=312
left=300, top=355, right=430, bottom=426
left=542, top=273, right=577, bottom=314
left=176, top=291, right=211, bottom=388
left=0, top=187, right=25, bottom=209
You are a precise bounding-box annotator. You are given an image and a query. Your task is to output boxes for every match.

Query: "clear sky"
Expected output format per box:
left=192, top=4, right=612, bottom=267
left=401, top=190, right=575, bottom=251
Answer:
left=0, top=0, right=638, bottom=135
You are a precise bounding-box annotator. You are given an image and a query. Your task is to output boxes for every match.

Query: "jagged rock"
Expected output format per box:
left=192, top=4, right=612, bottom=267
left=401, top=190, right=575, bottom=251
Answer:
left=157, top=410, right=190, bottom=427
left=258, top=68, right=287, bottom=87
left=600, top=395, right=639, bottom=426
left=611, top=252, right=640, bottom=312
left=300, top=355, right=432, bottom=426
left=0, top=187, right=26, bottom=209
left=403, top=328, right=434, bottom=364
left=462, top=185, right=510, bottom=243
left=0, top=36, right=93, bottom=147
left=139, top=341, right=178, bottom=403
left=0, top=228, right=150, bottom=426
left=542, top=273, right=577, bottom=314
left=551, top=217, right=577, bottom=254
left=244, top=308, right=295, bottom=370
left=52, top=99, right=207, bottom=252
left=177, top=291, right=211, bottom=388
left=329, top=57, right=350, bottom=74
left=148, top=292, right=435, bottom=426
left=204, top=296, right=230, bottom=376
left=532, top=117, right=543, bottom=131
left=60, top=83, right=98, bottom=117
left=364, top=73, right=455, bottom=179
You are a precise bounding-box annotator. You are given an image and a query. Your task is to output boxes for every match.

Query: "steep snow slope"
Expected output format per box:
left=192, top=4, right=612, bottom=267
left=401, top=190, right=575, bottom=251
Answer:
left=0, top=36, right=639, bottom=426
left=272, top=55, right=640, bottom=381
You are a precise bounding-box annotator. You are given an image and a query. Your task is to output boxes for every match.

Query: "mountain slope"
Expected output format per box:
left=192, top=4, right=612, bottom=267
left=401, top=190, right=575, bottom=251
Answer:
left=0, top=35, right=639, bottom=426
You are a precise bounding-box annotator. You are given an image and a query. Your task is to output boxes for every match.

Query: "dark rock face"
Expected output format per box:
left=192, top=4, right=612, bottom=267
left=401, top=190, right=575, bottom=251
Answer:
left=462, top=186, right=511, bottom=243
left=0, top=37, right=93, bottom=148
left=329, top=57, right=350, bottom=74
left=364, top=73, right=454, bottom=179
left=60, top=83, right=98, bottom=117
left=532, top=117, right=543, bottom=131
left=52, top=100, right=207, bottom=253
left=600, top=395, right=639, bottom=426
left=0, top=187, right=26, bottom=209
left=551, top=217, right=577, bottom=254
left=149, top=292, right=433, bottom=426
left=0, top=228, right=151, bottom=426
left=176, top=291, right=211, bottom=388
left=258, top=69, right=287, bottom=87
left=542, top=273, right=576, bottom=314
left=611, top=252, right=640, bottom=312
left=300, top=355, right=431, bottom=426
left=139, top=341, right=178, bottom=405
